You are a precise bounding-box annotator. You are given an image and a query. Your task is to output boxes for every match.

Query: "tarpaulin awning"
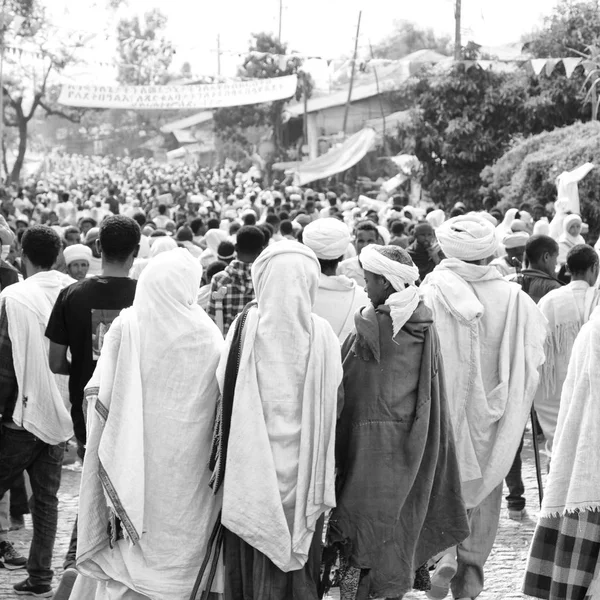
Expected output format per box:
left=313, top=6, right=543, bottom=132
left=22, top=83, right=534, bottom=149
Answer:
left=288, top=127, right=377, bottom=186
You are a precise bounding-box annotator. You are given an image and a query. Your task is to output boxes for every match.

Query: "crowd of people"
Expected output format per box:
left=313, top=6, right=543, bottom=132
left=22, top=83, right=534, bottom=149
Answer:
left=0, top=151, right=598, bottom=600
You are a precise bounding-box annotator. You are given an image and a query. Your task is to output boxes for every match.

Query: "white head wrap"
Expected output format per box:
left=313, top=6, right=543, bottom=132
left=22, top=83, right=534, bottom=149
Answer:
left=63, top=244, right=92, bottom=266
left=533, top=218, right=550, bottom=237
left=436, top=215, right=499, bottom=261
left=426, top=209, right=446, bottom=229
left=360, top=244, right=420, bottom=337
left=502, top=231, right=529, bottom=249
left=303, top=218, right=351, bottom=260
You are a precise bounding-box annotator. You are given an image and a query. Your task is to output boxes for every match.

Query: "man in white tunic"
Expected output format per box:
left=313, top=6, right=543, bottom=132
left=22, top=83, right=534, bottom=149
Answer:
left=303, top=218, right=369, bottom=343
left=535, top=243, right=600, bottom=454
left=420, top=214, right=547, bottom=600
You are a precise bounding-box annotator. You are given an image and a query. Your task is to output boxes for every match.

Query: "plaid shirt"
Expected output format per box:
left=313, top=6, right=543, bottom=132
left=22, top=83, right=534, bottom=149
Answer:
left=208, top=259, right=254, bottom=336
left=0, top=302, right=17, bottom=419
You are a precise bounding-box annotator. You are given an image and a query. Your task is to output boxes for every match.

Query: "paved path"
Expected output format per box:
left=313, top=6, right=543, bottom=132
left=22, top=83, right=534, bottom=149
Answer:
left=0, top=434, right=546, bottom=599
left=326, top=430, right=548, bottom=600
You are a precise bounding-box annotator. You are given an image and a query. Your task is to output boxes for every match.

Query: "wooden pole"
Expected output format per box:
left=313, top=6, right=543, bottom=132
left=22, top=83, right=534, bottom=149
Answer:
left=303, top=74, right=308, bottom=150
left=369, top=40, right=387, bottom=150
left=342, top=10, right=362, bottom=136
left=217, top=34, right=221, bottom=76
left=454, top=0, right=462, bottom=60
left=278, top=0, right=283, bottom=42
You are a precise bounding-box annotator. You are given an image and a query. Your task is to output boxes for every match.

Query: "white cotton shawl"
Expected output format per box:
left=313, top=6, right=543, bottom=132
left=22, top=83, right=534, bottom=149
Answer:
left=313, top=273, right=369, bottom=343
left=219, top=241, right=342, bottom=572
left=77, top=249, right=224, bottom=600
left=421, top=258, right=547, bottom=508
left=540, top=307, right=600, bottom=517
left=0, top=271, right=73, bottom=445
left=536, top=282, right=600, bottom=452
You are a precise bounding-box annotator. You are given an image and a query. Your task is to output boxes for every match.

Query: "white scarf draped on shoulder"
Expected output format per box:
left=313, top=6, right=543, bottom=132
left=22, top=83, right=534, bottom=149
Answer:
left=540, top=306, right=600, bottom=517
left=0, top=270, right=74, bottom=445
left=421, top=258, right=547, bottom=508
left=76, top=249, right=224, bottom=600
left=219, top=241, right=342, bottom=572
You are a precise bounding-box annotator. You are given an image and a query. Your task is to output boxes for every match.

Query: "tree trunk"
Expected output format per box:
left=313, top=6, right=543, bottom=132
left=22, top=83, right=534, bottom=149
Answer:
left=10, top=117, right=27, bottom=184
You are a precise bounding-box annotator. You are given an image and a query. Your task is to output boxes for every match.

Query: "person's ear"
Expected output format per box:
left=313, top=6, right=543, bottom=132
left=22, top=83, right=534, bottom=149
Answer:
left=95, top=239, right=101, bottom=256
left=133, top=244, right=139, bottom=259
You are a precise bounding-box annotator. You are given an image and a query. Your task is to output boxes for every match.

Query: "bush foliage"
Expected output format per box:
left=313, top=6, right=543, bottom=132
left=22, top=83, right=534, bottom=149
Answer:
left=481, top=121, right=600, bottom=242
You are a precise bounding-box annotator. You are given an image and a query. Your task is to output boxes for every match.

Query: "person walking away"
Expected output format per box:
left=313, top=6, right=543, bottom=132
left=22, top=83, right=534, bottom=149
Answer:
left=0, top=225, right=74, bottom=597
left=407, top=222, right=445, bottom=282
left=206, top=242, right=342, bottom=600
left=46, top=215, right=140, bottom=598
left=501, top=234, right=564, bottom=520
left=329, top=244, right=469, bottom=600
left=535, top=244, right=600, bottom=456
left=510, top=235, right=563, bottom=303
left=338, top=221, right=381, bottom=288
left=420, top=215, right=547, bottom=600
left=523, top=306, right=600, bottom=599
left=207, top=226, right=265, bottom=336
left=70, top=249, right=223, bottom=600
left=303, top=218, right=369, bottom=343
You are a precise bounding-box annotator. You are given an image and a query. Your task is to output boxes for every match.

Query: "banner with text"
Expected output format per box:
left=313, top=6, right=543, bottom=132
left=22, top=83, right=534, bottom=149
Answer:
left=58, top=75, right=298, bottom=110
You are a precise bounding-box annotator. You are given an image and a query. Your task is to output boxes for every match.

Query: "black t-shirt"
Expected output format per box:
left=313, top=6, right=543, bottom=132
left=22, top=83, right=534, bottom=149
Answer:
left=106, top=196, right=120, bottom=215
left=45, top=276, right=137, bottom=443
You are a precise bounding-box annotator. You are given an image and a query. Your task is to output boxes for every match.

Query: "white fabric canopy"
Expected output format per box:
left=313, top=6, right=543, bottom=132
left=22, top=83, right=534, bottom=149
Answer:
left=289, top=128, right=377, bottom=186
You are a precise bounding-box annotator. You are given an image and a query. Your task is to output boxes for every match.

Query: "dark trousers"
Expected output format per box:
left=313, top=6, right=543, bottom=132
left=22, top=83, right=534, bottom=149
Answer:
left=10, top=472, right=29, bottom=518
left=505, top=435, right=525, bottom=511
left=63, top=438, right=85, bottom=570
left=0, top=425, right=64, bottom=585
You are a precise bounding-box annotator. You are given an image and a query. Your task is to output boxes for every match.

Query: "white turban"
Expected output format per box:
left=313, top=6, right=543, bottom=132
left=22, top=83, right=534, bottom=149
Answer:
left=303, top=218, right=351, bottom=260
left=63, top=244, right=92, bottom=266
left=436, top=215, right=499, bottom=261
left=360, top=245, right=420, bottom=337
left=502, top=231, right=529, bottom=249
left=426, top=209, right=446, bottom=229
left=533, top=218, right=550, bottom=237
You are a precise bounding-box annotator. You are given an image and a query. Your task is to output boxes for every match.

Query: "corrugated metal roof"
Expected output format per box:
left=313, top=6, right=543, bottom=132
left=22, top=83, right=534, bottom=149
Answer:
left=160, top=111, right=213, bottom=133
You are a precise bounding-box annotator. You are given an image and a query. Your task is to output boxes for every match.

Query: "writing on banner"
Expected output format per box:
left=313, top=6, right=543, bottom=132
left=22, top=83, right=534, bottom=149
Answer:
left=58, top=75, right=298, bottom=110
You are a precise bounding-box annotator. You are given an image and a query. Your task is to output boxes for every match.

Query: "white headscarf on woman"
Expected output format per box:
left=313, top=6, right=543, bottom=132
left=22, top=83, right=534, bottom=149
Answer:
left=494, top=207, right=518, bottom=255
left=558, top=214, right=585, bottom=265
left=76, top=249, right=224, bottom=600
left=219, top=241, right=342, bottom=572
left=201, top=229, right=229, bottom=269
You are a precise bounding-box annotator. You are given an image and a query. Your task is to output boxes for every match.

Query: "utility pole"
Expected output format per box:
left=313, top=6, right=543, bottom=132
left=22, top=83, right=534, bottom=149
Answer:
left=278, top=0, right=283, bottom=42
left=217, top=34, right=221, bottom=76
left=0, top=0, right=6, bottom=183
left=454, top=0, right=462, bottom=60
left=342, top=10, right=362, bottom=136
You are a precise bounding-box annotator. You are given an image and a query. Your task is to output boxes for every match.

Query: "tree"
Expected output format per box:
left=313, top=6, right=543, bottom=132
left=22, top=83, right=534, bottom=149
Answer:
left=481, top=120, right=600, bottom=242
left=213, top=32, right=311, bottom=172
left=1, top=0, right=84, bottom=182
left=372, top=20, right=451, bottom=60
left=116, top=8, right=175, bottom=86
left=527, top=0, right=600, bottom=58
left=83, top=8, right=177, bottom=157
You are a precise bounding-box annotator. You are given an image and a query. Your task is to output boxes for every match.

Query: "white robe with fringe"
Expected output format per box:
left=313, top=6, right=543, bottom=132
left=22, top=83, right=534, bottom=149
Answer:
left=535, top=281, right=600, bottom=453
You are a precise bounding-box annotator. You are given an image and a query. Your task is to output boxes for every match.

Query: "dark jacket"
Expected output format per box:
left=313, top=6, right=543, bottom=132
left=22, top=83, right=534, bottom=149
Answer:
left=514, top=268, right=563, bottom=304
left=329, top=301, right=469, bottom=599
left=0, top=260, right=19, bottom=293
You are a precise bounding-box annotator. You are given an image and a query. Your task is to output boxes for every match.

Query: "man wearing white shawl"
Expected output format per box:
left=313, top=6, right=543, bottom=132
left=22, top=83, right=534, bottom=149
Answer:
left=70, top=249, right=224, bottom=600
left=208, top=241, right=342, bottom=600
left=0, top=226, right=74, bottom=597
left=328, top=245, right=469, bottom=600
left=535, top=244, right=600, bottom=455
left=524, top=304, right=600, bottom=600
left=420, top=214, right=547, bottom=600
left=303, top=218, right=369, bottom=343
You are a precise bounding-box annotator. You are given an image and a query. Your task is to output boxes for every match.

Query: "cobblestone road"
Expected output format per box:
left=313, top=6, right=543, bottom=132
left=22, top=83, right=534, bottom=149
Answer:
left=0, top=433, right=546, bottom=599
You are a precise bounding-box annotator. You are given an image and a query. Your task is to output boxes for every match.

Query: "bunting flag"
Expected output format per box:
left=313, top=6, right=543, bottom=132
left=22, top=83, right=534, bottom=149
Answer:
left=530, top=59, right=548, bottom=76
left=563, top=57, right=583, bottom=77
left=57, top=75, right=298, bottom=110
left=545, top=59, right=561, bottom=76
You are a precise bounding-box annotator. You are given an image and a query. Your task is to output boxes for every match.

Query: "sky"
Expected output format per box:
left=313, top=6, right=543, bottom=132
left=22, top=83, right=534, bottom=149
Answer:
left=48, top=0, right=560, bottom=84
